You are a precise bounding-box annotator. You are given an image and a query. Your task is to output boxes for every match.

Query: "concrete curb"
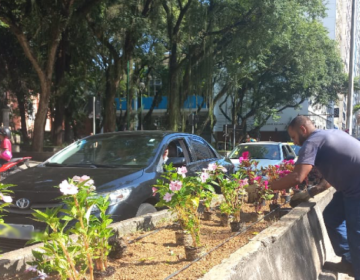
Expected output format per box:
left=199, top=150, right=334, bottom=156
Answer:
left=0, top=194, right=224, bottom=278
left=199, top=188, right=336, bottom=280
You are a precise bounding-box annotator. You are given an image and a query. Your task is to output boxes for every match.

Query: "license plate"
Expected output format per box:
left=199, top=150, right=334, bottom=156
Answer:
left=0, top=224, right=34, bottom=239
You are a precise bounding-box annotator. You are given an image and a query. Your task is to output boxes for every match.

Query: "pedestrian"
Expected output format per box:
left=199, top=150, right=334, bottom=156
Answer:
left=0, top=127, right=12, bottom=166
left=269, top=115, right=360, bottom=279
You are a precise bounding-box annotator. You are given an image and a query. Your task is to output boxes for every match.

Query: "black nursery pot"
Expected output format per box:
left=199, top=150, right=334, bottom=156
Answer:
left=230, top=221, right=241, bottom=232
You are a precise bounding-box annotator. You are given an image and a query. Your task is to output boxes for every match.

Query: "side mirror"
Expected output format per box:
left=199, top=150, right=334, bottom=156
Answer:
left=166, top=157, right=186, bottom=167
left=285, top=155, right=295, bottom=160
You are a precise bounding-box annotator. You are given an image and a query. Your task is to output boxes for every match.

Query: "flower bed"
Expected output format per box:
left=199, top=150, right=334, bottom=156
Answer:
left=1, top=153, right=298, bottom=280
left=5, top=200, right=289, bottom=280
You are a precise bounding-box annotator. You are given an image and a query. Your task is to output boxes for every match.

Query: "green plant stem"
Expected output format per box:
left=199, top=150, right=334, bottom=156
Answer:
left=74, top=197, right=94, bottom=280
left=50, top=226, right=78, bottom=280
left=58, top=241, right=78, bottom=280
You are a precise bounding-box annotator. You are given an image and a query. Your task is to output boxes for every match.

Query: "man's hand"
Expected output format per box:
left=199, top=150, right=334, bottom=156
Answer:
left=290, top=189, right=311, bottom=207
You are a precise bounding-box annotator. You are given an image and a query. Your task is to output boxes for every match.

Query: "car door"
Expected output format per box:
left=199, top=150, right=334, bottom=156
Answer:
left=185, top=135, right=219, bottom=176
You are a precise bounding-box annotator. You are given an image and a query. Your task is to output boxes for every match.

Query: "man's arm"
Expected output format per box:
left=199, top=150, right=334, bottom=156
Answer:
left=290, top=178, right=331, bottom=207
left=269, top=164, right=313, bottom=191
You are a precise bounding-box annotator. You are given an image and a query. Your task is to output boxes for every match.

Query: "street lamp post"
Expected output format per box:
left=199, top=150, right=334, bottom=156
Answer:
left=139, top=82, right=145, bottom=130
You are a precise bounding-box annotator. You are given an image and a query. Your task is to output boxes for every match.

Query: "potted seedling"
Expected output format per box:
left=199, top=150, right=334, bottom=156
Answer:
left=154, top=164, right=211, bottom=260
left=213, top=169, right=248, bottom=232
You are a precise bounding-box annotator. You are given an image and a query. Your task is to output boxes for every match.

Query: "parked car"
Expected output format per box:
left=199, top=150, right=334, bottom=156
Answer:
left=0, top=131, right=234, bottom=251
left=228, top=142, right=296, bottom=171
left=288, top=142, right=301, bottom=156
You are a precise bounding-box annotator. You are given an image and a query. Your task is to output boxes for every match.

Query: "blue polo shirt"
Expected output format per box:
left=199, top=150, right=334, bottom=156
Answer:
left=296, top=129, right=360, bottom=197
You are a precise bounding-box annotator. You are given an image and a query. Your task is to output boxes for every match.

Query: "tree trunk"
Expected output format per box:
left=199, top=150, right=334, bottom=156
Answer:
left=32, top=81, right=51, bottom=152
left=168, top=42, right=181, bottom=131
left=52, top=96, right=65, bottom=145
left=16, top=94, right=30, bottom=145
left=103, top=63, right=119, bottom=132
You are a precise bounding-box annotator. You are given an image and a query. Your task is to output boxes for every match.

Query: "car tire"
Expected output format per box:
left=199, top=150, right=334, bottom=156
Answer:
left=136, top=203, right=157, bottom=217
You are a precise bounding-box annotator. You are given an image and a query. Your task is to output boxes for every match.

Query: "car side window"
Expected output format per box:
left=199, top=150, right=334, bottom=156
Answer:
left=281, top=145, right=289, bottom=159
left=286, top=145, right=296, bottom=157
left=189, top=136, right=215, bottom=161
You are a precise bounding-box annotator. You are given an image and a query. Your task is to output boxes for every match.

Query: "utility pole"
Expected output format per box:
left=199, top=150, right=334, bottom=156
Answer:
left=92, top=96, right=96, bottom=135
left=346, top=0, right=357, bottom=135
left=126, top=60, right=130, bottom=130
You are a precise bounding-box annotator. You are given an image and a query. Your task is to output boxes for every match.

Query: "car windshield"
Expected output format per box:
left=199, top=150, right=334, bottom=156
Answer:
left=290, top=145, right=301, bottom=156
left=47, top=134, right=162, bottom=167
left=228, top=144, right=281, bottom=160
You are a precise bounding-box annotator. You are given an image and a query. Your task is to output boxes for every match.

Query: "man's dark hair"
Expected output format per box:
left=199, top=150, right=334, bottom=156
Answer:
left=288, top=115, right=312, bottom=129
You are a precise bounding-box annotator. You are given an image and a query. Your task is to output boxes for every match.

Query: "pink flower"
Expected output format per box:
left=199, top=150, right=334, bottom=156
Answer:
left=263, top=180, right=269, bottom=190
left=152, top=187, right=158, bottom=196
left=254, top=176, right=262, bottom=183
left=239, top=157, right=244, bottom=164
left=169, top=180, right=182, bottom=191
left=59, top=180, right=78, bottom=195
left=275, top=165, right=280, bottom=168
left=200, top=172, right=210, bottom=183
left=207, top=163, right=217, bottom=171
left=242, top=151, right=250, bottom=159
left=73, top=175, right=94, bottom=186
left=239, top=178, right=249, bottom=188
left=163, top=192, right=174, bottom=202
left=177, top=167, right=188, bottom=178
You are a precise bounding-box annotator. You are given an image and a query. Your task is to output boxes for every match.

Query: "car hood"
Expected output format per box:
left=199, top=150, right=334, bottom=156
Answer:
left=230, top=159, right=282, bottom=171
left=2, top=166, right=143, bottom=203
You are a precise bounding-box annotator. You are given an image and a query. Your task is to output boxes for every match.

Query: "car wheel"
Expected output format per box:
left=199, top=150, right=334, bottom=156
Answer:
left=136, top=203, right=157, bottom=217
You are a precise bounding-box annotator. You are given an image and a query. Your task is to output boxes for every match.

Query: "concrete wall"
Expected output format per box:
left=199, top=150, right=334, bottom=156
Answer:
left=200, top=188, right=336, bottom=280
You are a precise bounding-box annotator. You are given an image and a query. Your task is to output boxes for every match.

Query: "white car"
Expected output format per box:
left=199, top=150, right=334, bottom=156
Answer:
left=228, top=142, right=296, bottom=171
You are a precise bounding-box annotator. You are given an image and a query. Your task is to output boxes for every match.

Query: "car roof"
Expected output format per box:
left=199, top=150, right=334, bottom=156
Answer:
left=238, top=141, right=281, bottom=146
left=82, top=130, right=192, bottom=140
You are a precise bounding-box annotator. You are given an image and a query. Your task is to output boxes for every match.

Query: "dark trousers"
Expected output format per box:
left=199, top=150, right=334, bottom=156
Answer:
left=323, top=191, right=360, bottom=280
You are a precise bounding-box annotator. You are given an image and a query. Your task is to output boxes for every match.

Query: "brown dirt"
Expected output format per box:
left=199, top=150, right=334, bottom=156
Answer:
left=7, top=201, right=290, bottom=280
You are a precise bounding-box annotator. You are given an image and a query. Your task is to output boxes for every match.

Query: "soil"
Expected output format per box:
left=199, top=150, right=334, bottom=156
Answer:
left=6, top=201, right=290, bottom=280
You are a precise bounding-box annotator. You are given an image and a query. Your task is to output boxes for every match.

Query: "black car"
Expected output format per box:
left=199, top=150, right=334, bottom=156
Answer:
left=0, top=131, right=233, bottom=251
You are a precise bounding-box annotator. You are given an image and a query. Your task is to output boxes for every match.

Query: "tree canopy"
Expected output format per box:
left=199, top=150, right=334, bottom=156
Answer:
left=0, top=0, right=347, bottom=150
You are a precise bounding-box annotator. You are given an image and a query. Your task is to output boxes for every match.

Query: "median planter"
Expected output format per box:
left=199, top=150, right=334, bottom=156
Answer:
left=1, top=199, right=281, bottom=280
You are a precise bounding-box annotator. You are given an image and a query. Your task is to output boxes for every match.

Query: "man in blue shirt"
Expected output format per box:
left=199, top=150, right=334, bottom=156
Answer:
left=270, top=115, right=360, bottom=279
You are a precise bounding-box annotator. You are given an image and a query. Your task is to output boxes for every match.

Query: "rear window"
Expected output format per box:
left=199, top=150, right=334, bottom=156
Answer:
left=228, top=144, right=281, bottom=160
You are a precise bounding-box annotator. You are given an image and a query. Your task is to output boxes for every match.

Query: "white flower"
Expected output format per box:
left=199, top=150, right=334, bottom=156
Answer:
left=38, top=271, right=48, bottom=279
left=59, top=180, right=78, bottom=195
left=2, top=195, right=12, bottom=203
left=177, top=166, right=188, bottom=178
left=200, top=172, right=210, bottom=183
left=207, top=163, right=217, bottom=171
left=25, top=265, right=37, bottom=272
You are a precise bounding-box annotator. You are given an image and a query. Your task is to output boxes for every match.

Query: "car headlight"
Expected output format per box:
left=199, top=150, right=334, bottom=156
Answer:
left=91, top=188, right=132, bottom=212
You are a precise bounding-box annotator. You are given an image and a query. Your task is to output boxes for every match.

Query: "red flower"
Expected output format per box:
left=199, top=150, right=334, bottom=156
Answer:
left=242, top=151, right=250, bottom=159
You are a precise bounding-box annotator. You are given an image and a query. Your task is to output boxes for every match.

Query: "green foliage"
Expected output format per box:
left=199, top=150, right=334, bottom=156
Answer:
left=153, top=163, right=218, bottom=247
left=28, top=176, right=113, bottom=280
left=0, top=183, right=15, bottom=239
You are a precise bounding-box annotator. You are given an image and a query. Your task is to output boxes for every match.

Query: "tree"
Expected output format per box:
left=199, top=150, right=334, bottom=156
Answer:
left=0, top=0, right=103, bottom=151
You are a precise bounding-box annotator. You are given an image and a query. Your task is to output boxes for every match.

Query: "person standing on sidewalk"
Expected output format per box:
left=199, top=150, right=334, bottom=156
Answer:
left=269, top=115, right=360, bottom=279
